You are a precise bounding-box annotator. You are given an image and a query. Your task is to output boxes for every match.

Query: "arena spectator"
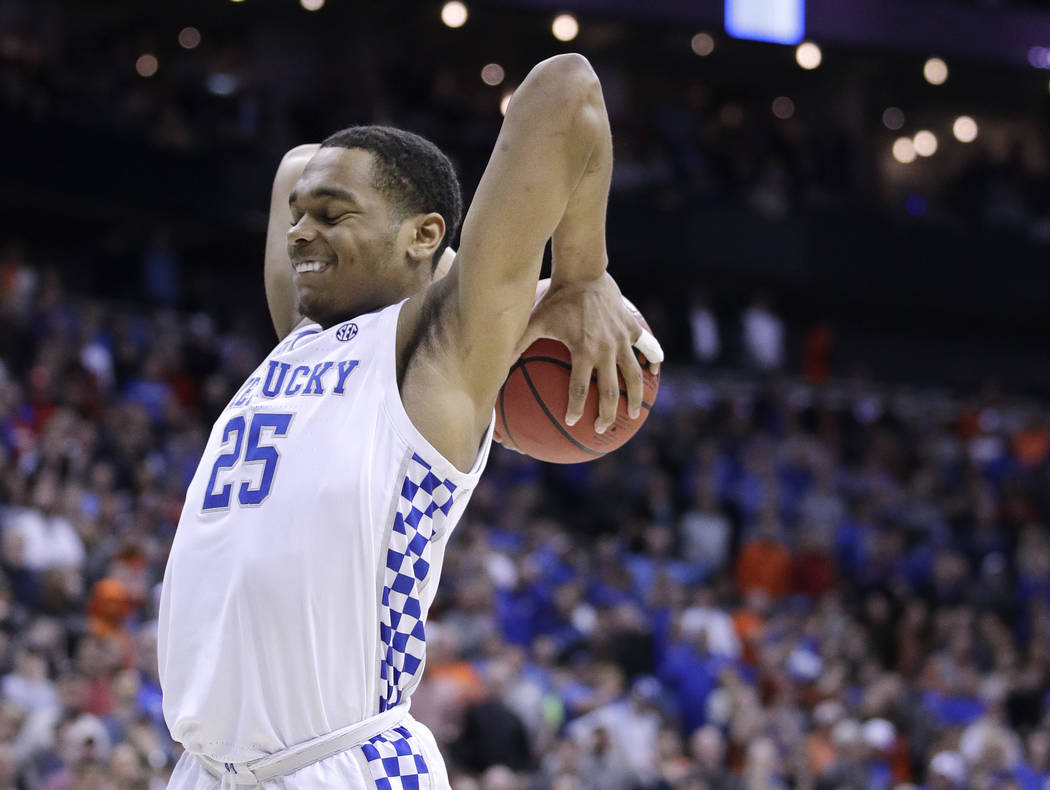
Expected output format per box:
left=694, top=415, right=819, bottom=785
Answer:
left=689, top=292, right=721, bottom=368
left=2, top=254, right=1050, bottom=789
left=734, top=510, right=792, bottom=599
left=453, top=660, right=533, bottom=774
left=741, top=295, right=784, bottom=372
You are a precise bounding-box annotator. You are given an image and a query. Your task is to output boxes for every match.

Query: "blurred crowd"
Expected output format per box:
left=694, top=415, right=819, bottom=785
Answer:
left=3, top=243, right=1050, bottom=790
left=2, top=0, right=1049, bottom=239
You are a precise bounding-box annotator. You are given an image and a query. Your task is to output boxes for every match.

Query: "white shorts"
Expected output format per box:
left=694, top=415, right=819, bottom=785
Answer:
left=167, top=716, right=451, bottom=790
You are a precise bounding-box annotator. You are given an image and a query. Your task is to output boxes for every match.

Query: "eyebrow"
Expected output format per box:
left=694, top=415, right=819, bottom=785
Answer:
left=288, top=186, right=360, bottom=207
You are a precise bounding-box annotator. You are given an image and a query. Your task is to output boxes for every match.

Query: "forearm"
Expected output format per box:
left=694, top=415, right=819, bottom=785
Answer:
left=264, top=144, right=319, bottom=339
left=550, top=79, right=612, bottom=285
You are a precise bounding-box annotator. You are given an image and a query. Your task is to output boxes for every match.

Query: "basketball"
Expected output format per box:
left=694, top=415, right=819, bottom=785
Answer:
left=494, top=306, right=660, bottom=464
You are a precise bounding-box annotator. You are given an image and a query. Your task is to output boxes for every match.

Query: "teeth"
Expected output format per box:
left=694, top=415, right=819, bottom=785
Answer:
left=294, top=261, right=328, bottom=273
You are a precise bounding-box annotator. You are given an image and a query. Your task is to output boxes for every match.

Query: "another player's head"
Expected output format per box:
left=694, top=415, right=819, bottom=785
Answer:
left=287, top=125, right=463, bottom=326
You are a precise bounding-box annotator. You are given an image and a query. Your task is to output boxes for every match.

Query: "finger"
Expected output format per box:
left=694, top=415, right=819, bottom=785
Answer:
left=533, top=278, right=552, bottom=306
left=633, top=328, right=664, bottom=364
left=633, top=327, right=664, bottom=374
left=594, top=353, right=619, bottom=434
left=565, top=357, right=594, bottom=427
left=433, top=247, right=456, bottom=280
left=493, top=425, right=524, bottom=453
left=619, top=346, right=644, bottom=420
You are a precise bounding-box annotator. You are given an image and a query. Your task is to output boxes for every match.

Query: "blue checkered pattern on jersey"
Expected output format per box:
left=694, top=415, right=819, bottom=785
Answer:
left=361, top=725, right=430, bottom=790
left=378, top=454, right=457, bottom=713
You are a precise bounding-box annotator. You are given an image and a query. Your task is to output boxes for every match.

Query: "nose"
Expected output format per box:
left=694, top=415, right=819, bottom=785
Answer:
left=287, top=216, right=318, bottom=246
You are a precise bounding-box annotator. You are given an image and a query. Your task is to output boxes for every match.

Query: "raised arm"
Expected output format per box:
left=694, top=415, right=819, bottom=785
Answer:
left=264, top=144, right=319, bottom=340
left=440, top=54, right=611, bottom=410
left=513, top=59, right=665, bottom=433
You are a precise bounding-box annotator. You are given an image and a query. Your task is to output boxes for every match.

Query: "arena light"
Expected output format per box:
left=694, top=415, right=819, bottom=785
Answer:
left=923, top=57, right=948, bottom=85
left=796, top=42, right=822, bottom=70
left=500, top=91, right=514, bottom=116
left=772, top=96, right=794, bottom=119
left=953, top=116, right=978, bottom=143
left=481, top=63, right=505, bottom=86
left=136, top=53, right=158, bottom=78
left=882, top=107, right=905, bottom=130
left=725, top=0, right=805, bottom=45
left=691, top=33, right=715, bottom=56
left=552, top=14, right=579, bottom=42
left=441, top=1, right=468, bottom=28
left=892, top=137, right=916, bottom=164
left=300, top=0, right=325, bottom=10
left=913, top=130, right=937, bottom=156
left=178, top=27, right=201, bottom=49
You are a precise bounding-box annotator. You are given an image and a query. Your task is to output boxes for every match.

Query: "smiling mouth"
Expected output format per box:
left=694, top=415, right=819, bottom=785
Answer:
left=292, top=260, right=331, bottom=274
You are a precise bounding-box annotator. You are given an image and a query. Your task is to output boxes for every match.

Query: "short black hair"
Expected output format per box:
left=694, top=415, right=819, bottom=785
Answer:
left=321, top=125, right=462, bottom=273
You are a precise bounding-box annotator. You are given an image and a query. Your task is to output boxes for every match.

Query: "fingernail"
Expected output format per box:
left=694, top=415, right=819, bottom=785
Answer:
left=595, top=424, right=606, bottom=434
left=566, top=416, right=578, bottom=426
left=629, top=408, right=640, bottom=419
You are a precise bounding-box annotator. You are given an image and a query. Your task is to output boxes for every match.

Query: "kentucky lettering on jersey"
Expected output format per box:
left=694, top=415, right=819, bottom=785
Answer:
left=157, top=301, right=494, bottom=764
left=230, top=358, right=360, bottom=407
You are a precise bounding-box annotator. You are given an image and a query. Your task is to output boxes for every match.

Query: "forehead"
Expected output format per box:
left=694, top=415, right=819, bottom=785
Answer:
left=295, top=147, right=380, bottom=201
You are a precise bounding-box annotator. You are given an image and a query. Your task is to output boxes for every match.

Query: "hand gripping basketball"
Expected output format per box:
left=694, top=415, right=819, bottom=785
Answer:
left=495, top=276, right=663, bottom=463
left=434, top=252, right=664, bottom=429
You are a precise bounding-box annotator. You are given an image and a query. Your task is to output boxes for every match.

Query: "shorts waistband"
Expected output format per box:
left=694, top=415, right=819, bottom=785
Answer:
left=194, top=704, right=409, bottom=785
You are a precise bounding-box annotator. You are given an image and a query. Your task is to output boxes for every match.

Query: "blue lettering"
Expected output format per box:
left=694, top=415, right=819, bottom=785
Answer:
left=232, top=377, right=260, bottom=407
left=303, top=362, right=333, bottom=395
left=334, top=360, right=359, bottom=394
left=284, top=365, right=310, bottom=396
left=261, top=361, right=291, bottom=398
left=243, top=358, right=360, bottom=401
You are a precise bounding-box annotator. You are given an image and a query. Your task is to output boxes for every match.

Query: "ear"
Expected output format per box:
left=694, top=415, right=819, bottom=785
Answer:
left=406, top=213, right=446, bottom=268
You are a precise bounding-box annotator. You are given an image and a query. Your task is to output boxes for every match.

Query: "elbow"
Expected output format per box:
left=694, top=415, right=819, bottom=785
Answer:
left=518, top=53, right=601, bottom=118
left=272, top=144, right=320, bottom=195
left=275, top=144, right=320, bottom=180
left=282, top=143, right=320, bottom=164
left=536, top=53, right=597, bottom=87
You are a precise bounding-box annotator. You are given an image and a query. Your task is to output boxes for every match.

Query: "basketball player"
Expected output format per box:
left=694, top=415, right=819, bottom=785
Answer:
left=158, top=54, right=662, bottom=788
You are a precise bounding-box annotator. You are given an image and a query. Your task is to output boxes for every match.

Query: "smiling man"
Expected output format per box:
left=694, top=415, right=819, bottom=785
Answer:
left=158, top=54, right=659, bottom=789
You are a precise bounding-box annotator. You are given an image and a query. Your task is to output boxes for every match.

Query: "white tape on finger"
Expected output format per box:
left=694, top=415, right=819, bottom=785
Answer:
left=633, top=328, right=664, bottom=364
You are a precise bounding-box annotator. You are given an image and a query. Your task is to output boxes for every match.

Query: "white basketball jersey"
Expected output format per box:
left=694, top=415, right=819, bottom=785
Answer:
left=158, top=301, right=492, bottom=763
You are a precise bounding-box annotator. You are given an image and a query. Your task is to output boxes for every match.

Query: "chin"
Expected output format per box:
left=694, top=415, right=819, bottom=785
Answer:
left=299, top=296, right=350, bottom=329
left=297, top=295, right=330, bottom=326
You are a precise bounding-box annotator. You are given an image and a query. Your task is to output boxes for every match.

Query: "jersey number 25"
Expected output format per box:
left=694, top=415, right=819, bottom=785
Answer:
left=202, top=412, right=292, bottom=511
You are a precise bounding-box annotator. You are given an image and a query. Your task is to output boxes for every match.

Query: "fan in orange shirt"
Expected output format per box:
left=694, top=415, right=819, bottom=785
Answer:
left=87, top=578, right=135, bottom=668
left=735, top=512, right=792, bottom=599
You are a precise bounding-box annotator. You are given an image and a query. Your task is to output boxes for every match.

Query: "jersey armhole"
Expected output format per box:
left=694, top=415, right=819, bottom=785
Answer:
left=376, top=300, right=494, bottom=488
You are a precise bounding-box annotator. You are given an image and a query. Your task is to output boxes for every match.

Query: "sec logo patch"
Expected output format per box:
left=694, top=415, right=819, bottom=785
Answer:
left=336, top=323, right=358, bottom=342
